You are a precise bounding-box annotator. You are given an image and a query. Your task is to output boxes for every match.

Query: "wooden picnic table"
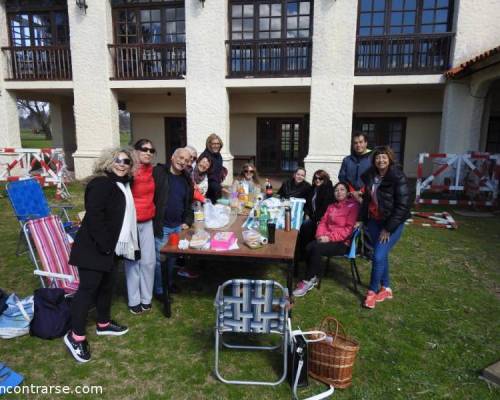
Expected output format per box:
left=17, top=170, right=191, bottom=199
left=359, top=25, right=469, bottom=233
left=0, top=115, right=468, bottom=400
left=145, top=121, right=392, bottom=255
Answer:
left=160, top=215, right=299, bottom=317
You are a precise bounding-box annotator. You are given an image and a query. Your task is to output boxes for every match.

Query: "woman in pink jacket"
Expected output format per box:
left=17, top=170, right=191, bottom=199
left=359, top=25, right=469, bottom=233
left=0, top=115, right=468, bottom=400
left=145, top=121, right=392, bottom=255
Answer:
left=293, top=182, right=359, bottom=297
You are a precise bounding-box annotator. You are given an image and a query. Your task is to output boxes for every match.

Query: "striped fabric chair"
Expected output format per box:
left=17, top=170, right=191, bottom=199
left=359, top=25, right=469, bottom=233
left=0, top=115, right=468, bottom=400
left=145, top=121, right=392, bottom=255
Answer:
left=6, top=178, right=73, bottom=255
left=214, top=279, right=289, bottom=386
left=23, top=215, right=79, bottom=295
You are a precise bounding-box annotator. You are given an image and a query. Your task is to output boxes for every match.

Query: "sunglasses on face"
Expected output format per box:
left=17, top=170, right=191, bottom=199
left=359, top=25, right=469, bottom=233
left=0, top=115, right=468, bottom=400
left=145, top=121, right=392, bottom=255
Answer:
left=244, top=169, right=254, bottom=174
left=114, top=158, right=131, bottom=165
left=313, top=176, right=323, bottom=181
left=140, top=147, right=156, bottom=154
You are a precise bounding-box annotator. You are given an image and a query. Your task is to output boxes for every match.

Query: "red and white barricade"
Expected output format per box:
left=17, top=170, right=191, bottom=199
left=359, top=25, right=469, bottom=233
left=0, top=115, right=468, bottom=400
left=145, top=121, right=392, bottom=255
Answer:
left=0, top=147, right=70, bottom=199
left=416, top=152, right=500, bottom=207
left=406, top=211, right=458, bottom=229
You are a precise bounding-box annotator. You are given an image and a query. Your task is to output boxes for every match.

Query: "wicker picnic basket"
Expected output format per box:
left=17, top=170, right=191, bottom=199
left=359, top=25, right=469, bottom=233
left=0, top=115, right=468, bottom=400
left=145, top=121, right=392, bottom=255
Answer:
left=309, top=317, right=360, bottom=388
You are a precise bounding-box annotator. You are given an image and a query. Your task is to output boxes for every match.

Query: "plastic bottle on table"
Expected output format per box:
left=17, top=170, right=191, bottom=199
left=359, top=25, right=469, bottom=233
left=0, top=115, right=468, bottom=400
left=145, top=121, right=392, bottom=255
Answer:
left=259, top=205, right=269, bottom=238
left=193, top=201, right=205, bottom=233
left=265, top=178, right=273, bottom=199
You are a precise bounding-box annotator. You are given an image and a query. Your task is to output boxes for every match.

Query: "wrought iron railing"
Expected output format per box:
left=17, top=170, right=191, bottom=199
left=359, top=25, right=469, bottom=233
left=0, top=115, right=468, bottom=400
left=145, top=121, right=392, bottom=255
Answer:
left=2, top=46, right=72, bottom=80
left=226, top=38, right=312, bottom=78
left=108, top=43, right=186, bottom=80
left=355, top=33, right=454, bottom=75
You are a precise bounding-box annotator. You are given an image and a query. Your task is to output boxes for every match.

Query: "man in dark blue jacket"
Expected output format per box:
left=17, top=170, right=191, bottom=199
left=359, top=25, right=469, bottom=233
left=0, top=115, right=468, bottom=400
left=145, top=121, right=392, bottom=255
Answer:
left=338, top=131, right=372, bottom=196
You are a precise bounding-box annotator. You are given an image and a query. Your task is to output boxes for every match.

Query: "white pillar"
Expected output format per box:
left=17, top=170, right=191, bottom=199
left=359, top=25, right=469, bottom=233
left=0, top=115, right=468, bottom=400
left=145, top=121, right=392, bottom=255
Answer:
left=439, top=81, right=484, bottom=153
left=185, top=0, right=233, bottom=181
left=0, top=3, right=21, bottom=148
left=305, top=0, right=357, bottom=182
left=68, top=0, right=119, bottom=179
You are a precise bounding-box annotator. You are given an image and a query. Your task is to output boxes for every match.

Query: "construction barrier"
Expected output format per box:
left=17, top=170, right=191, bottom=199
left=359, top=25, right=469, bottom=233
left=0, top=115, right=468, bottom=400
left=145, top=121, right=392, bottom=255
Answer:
left=406, top=211, right=458, bottom=229
left=415, top=152, right=500, bottom=208
left=0, top=147, right=70, bottom=199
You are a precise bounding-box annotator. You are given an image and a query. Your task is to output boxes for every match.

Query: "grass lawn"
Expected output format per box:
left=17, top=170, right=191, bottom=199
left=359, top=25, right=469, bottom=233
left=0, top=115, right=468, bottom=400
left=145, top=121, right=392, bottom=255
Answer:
left=1, top=183, right=499, bottom=399
left=19, top=130, right=131, bottom=149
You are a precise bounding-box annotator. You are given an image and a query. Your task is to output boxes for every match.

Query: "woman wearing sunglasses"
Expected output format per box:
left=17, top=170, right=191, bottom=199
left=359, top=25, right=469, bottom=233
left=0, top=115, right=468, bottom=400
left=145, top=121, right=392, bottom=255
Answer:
left=123, top=139, right=157, bottom=315
left=65, top=148, right=138, bottom=363
left=299, top=169, right=334, bottom=258
left=360, top=146, right=410, bottom=309
left=294, top=182, right=359, bottom=297
left=231, top=163, right=261, bottom=198
left=191, top=154, right=212, bottom=203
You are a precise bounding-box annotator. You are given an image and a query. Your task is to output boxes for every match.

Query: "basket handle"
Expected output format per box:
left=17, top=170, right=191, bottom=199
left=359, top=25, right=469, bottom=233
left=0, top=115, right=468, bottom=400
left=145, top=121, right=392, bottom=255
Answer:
left=319, top=316, right=347, bottom=346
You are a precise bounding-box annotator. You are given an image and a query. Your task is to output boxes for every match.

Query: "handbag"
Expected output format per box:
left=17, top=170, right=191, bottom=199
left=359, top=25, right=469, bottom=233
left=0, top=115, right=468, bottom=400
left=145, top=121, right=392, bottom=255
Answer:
left=287, top=319, right=335, bottom=400
left=0, top=294, right=34, bottom=339
left=30, top=288, right=71, bottom=339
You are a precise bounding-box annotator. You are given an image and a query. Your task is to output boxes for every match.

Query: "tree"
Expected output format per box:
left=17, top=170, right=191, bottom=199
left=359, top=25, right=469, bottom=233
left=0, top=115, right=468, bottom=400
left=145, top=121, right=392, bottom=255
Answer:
left=17, top=100, right=52, bottom=140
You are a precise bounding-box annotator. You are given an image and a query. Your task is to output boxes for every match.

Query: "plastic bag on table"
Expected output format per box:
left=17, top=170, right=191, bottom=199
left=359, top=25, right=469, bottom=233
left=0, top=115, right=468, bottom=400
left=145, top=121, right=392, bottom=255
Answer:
left=204, top=200, right=232, bottom=229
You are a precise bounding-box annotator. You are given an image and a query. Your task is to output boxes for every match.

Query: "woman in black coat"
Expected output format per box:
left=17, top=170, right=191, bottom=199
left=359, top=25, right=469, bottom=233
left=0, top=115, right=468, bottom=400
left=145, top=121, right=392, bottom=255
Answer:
left=199, top=133, right=226, bottom=203
left=64, top=148, right=139, bottom=363
left=277, top=167, right=311, bottom=200
left=360, top=146, right=410, bottom=309
left=299, top=169, right=334, bottom=258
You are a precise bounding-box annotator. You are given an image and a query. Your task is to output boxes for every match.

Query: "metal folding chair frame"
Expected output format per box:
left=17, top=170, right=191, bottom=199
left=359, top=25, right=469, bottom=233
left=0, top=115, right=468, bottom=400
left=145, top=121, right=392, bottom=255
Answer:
left=214, top=279, right=289, bottom=386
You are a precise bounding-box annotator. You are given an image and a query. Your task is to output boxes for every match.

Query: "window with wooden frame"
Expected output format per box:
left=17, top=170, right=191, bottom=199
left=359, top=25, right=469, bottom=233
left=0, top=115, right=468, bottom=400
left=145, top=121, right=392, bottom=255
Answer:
left=230, top=1, right=313, bottom=41
left=228, top=1, right=313, bottom=77
left=112, top=0, right=185, bottom=44
left=257, top=117, right=308, bottom=173
left=7, top=9, right=69, bottom=47
left=357, top=0, right=454, bottom=37
left=353, top=117, right=406, bottom=164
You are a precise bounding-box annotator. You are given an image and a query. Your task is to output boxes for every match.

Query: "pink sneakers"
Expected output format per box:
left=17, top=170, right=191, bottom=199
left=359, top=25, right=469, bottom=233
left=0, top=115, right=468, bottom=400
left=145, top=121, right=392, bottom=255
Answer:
left=363, top=291, right=377, bottom=309
left=376, top=287, right=393, bottom=303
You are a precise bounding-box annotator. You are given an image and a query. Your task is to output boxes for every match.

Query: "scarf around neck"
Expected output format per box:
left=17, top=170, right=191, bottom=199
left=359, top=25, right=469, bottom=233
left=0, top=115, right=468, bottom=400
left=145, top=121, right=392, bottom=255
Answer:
left=114, top=181, right=139, bottom=260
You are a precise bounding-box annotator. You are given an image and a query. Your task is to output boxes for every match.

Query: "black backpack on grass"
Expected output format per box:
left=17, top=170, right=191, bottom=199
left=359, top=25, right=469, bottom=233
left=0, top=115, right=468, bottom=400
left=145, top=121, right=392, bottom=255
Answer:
left=30, top=288, right=71, bottom=339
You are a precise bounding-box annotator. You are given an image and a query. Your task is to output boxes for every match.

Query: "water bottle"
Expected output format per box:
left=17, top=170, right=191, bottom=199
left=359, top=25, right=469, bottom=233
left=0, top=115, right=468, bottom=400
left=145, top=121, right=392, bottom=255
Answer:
left=265, top=179, right=273, bottom=199
left=259, top=205, right=269, bottom=238
left=193, top=201, right=205, bottom=233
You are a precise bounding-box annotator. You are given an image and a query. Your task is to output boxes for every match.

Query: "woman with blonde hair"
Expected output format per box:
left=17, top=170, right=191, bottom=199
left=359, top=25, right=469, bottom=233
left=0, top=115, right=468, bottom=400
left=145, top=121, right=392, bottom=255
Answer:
left=231, top=163, right=261, bottom=196
left=64, top=147, right=138, bottom=363
left=200, top=133, right=226, bottom=203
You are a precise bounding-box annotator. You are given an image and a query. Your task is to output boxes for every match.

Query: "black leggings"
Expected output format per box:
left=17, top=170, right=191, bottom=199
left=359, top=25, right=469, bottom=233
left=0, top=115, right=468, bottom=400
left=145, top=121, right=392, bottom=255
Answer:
left=305, top=240, right=349, bottom=280
left=71, top=263, right=117, bottom=336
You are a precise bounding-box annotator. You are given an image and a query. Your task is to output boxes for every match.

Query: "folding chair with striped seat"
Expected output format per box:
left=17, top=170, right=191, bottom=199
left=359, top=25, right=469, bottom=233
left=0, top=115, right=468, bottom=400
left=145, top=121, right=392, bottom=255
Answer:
left=6, top=178, right=74, bottom=255
left=23, top=215, right=79, bottom=295
left=214, top=279, right=289, bottom=386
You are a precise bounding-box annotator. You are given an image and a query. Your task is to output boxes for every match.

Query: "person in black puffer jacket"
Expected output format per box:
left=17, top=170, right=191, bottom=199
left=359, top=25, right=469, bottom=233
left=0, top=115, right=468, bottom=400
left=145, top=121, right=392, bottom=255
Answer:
left=199, top=133, right=226, bottom=203
left=360, top=146, right=410, bottom=309
left=298, top=169, right=334, bottom=260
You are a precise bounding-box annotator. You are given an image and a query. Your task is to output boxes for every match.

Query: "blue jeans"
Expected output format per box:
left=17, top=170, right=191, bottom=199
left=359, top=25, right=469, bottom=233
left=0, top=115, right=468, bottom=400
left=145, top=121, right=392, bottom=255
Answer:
left=154, top=225, right=181, bottom=295
left=366, top=219, right=405, bottom=292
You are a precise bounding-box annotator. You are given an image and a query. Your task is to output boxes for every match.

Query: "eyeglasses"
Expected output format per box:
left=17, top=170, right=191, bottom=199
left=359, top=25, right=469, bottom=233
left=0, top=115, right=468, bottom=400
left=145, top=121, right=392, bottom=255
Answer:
left=244, top=169, right=254, bottom=174
left=140, top=147, right=156, bottom=154
left=313, top=176, right=323, bottom=181
left=114, top=158, right=131, bottom=165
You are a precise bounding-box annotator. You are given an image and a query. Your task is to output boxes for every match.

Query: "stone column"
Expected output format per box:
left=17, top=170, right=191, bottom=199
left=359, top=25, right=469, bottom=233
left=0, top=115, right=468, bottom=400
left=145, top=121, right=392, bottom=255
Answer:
left=185, top=0, right=233, bottom=181
left=68, top=0, right=119, bottom=179
left=0, top=3, right=21, bottom=148
left=305, top=0, right=358, bottom=182
left=439, top=81, right=484, bottom=153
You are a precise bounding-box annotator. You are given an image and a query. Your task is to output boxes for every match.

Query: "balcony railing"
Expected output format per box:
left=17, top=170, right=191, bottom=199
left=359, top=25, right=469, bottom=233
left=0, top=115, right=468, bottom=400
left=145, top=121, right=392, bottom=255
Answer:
left=226, top=38, right=312, bottom=78
left=355, top=33, right=454, bottom=75
left=108, top=43, right=186, bottom=80
left=1, top=46, right=72, bottom=80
